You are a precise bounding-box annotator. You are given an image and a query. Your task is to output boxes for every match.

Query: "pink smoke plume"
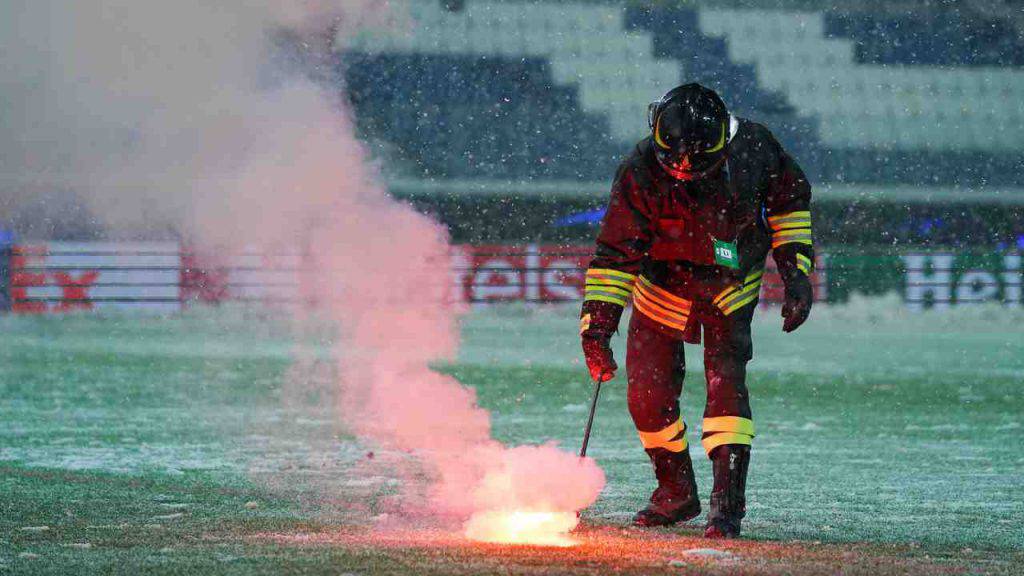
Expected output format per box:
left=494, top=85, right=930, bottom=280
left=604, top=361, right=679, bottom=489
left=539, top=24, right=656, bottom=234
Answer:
left=2, top=0, right=605, bottom=541
left=305, top=71, right=606, bottom=538
left=288, top=9, right=606, bottom=539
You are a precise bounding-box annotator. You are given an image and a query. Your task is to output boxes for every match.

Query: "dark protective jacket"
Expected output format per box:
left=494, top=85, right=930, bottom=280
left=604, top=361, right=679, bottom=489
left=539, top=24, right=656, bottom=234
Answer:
left=580, top=118, right=814, bottom=342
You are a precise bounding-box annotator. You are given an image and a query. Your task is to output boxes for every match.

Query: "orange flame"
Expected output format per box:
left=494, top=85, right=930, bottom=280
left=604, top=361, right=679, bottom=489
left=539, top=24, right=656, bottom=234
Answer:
left=464, top=510, right=579, bottom=547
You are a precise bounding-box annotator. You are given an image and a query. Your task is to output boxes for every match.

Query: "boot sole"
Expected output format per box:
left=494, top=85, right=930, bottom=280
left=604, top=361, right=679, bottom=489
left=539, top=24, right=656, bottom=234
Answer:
left=632, top=502, right=702, bottom=528
left=703, top=520, right=741, bottom=539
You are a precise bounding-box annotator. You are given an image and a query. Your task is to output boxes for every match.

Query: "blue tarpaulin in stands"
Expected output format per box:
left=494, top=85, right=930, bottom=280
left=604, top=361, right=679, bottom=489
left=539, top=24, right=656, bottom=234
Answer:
left=554, top=208, right=606, bottom=227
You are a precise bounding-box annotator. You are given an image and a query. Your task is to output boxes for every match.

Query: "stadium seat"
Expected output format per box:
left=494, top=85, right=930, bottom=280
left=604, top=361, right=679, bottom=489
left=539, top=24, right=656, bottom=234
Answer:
left=340, top=1, right=1023, bottom=185
left=699, top=6, right=1024, bottom=154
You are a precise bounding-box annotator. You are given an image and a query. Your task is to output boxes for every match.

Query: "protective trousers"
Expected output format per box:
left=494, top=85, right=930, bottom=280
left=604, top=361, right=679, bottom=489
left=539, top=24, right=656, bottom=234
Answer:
left=626, top=302, right=755, bottom=459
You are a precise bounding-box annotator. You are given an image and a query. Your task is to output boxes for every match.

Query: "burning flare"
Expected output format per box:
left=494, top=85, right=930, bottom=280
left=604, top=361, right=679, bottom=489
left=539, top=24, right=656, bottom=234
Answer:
left=460, top=446, right=604, bottom=547
left=464, top=510, right=579, bottom=547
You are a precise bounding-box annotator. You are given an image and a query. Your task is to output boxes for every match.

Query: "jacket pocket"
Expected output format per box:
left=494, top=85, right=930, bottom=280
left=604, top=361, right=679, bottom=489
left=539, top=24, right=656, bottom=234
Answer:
left=650, top=217, right=716, bottom=265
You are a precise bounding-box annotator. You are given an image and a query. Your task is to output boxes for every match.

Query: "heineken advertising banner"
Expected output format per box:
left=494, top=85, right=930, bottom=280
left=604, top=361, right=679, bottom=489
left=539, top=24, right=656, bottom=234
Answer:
left=452, top=244, right=826, bottom=304
left=902, top=252, right=1021, bottom=310
left=1, top=243, right=1020, bottom=312
left=825, top=249, right=1021, bottom=309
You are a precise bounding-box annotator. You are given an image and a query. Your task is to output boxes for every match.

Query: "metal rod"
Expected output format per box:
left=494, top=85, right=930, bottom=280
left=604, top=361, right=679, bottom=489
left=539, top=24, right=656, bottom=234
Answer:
left=579, top=374, right=604, bottom=458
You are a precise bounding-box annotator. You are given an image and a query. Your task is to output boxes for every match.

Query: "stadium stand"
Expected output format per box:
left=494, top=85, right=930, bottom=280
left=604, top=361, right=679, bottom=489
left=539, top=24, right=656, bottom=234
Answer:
left=344, top=52, right=618, bottom=179
left=347, top=1, right=678, bottom=142
left=825, top=12, right=1024, bottom=67
left=342, top=1, right=677, bottom=179
left=338, top=1, right=1024, bottom=186
left=701, top=9, right=1024, bottom=151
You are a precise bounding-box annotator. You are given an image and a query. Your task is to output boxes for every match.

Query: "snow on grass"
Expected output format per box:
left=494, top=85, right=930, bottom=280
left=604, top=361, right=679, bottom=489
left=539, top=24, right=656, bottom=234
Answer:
left=1, top=296, right=1022, bottom=558
left=458, top=294, right=1024, bottom=377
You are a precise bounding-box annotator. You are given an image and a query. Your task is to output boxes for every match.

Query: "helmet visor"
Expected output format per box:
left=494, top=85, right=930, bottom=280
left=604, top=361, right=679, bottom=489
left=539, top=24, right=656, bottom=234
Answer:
left=654, top=121, right=729, bottom=180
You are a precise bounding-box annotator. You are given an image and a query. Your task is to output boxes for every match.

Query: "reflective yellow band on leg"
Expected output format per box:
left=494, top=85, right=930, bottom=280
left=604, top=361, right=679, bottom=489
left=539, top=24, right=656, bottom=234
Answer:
left=701, top=432, right=753, bottom=455
left=638, top=418, right=683, bottom=447
left=702, top=416, right=755, bottom=436
left=660, top=438, right=688, bottom=452
left=638, top=418, right=688, bottom=452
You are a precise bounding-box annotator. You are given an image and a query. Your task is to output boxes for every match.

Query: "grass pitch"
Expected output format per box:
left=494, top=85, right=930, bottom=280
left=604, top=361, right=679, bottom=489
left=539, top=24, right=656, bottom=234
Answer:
left=2, top=299, right=1022, bottom=574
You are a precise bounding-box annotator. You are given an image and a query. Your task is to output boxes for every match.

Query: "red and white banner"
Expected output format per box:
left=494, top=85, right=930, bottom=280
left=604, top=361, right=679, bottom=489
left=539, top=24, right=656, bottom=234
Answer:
left=9, top=243, right=181, bottom=313
left=452, top=244, right=827, bottom=304
left=180, top=248, right=306, bottom=304
left=451, top=245, right=590, bottom=303
left=5, top=242, right=827, bottom=312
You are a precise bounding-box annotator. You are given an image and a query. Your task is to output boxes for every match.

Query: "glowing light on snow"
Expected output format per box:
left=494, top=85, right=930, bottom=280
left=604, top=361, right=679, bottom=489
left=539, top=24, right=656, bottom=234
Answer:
left=458, top=447, right=603, bottom=546
left=464, top=510, right=579, bottom=547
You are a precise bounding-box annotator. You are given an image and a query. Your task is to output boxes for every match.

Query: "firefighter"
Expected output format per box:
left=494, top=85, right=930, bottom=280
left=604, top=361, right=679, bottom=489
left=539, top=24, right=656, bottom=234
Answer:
left=579, top=83, right=813, bottom=538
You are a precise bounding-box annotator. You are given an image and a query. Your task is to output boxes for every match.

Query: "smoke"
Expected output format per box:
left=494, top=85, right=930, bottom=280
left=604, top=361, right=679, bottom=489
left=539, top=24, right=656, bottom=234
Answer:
left=1, top=0, right=604, bottom=537
left=1, top=0, right=391, bottom=241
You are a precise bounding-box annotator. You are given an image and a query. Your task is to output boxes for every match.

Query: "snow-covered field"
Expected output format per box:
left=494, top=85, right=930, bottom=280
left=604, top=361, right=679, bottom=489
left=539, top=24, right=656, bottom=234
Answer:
left=1, top=298, right=1022, bottom=574
left=462, top=297, right=1024, bottom=547
left=460, top=294, right=1024, bottom=376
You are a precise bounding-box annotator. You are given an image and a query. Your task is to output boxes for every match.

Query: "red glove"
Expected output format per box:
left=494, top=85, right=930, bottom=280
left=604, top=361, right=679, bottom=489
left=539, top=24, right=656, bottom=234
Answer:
left=580, top=300, right=623, bottom=382
left=582, top=335, right=617, bottom=382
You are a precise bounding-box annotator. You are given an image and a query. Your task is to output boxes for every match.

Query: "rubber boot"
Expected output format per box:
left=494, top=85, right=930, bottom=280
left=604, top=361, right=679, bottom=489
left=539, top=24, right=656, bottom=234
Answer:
left=704, top=445, right=750, bottom=538
left=633, top=448, right=701, bottom=527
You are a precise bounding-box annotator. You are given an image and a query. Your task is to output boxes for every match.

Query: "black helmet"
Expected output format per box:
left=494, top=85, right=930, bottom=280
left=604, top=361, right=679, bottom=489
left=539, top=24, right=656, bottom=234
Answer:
left=647, top=83, right=731, bottom=180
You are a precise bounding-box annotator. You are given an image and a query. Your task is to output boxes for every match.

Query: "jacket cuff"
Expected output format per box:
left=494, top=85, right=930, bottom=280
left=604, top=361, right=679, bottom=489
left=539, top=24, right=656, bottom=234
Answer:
left=580, top=299, right=624, bottom=338
left=773, top=243, right=814, bottom=283
left=767, top=210, right=812, bottom=250
left=583, top=267, right=635, bottom=307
